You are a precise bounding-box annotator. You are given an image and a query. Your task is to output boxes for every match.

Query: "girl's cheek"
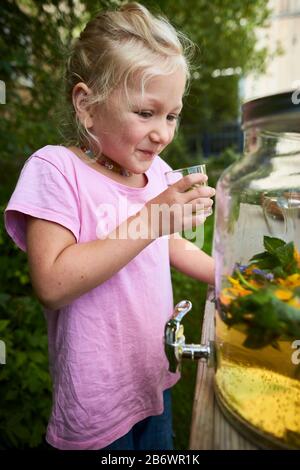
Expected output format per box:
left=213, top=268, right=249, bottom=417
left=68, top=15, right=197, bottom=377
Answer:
left=168, top=131, right=176, bottom=145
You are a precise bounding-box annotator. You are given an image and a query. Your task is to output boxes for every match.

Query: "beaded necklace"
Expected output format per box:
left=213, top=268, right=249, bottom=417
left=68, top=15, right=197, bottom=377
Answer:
left=82, top=148, right=133, bottom=177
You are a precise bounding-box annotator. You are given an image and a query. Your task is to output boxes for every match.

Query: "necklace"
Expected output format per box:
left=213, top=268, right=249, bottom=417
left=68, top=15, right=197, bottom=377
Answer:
left=82, top=147, right=133, bottom=177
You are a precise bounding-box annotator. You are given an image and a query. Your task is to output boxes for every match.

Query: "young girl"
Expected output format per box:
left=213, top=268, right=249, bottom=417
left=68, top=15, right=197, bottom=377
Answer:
left=4, top=2, right=215, bottom=450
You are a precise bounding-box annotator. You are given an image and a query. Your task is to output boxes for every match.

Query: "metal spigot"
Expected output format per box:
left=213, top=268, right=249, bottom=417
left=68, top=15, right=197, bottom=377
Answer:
left=164, top=300, right=214, bottom=373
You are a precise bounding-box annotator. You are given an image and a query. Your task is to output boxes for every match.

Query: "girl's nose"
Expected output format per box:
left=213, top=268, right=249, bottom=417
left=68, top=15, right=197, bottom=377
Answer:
left=149, top=123, right=172, bottom=146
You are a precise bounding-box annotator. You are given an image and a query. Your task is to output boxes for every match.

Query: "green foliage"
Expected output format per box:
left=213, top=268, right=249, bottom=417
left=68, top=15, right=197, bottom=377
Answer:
left=231, top=289, right=300, bottom=350
left=251, top=236, right=298, bottom=277
left=0, top=210, right=51, bottom=449
left=0, top=300, right=50, bottom=449
left=0, top=294, right=51, bottom=449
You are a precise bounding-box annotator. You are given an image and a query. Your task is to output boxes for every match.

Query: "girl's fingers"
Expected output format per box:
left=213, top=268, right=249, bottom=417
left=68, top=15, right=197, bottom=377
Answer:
left=176, top=173, right=208, bottom=192
left=190, top=208, right=213, bottom=227
left=186, top=199, right=214, bottom=223
left=192, top=213, right=206, bottom=227
left=180, top=202, right=214, bottom=233
left=191, top=212, right=206, bottom=227
left=192, top=197, right=214, bottom=209
left=187, top=198, right=214, bottom=216
left=184, top=185, right=215, bottom=201
left=181, top=212, right=205, bottom=231
left=204, top=208, right=213, bottom=217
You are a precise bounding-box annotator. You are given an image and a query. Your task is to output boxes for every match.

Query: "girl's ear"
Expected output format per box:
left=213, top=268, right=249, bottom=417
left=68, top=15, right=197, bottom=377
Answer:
left=72, top=82, right=94, bottom=128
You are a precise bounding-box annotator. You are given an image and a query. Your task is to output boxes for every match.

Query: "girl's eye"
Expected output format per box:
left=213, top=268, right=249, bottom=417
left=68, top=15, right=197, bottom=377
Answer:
left=135, top=111, right=153, bottom=118
left=134, top=111, right=181, bottom=122
left=167, top=114, right=181, bottom=122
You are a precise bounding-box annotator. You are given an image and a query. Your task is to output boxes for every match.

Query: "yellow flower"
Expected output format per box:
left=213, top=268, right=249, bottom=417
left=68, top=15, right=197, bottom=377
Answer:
left=274, top=289, right=293, bottom=301
left=228, top=286, right=252, bottom=297
left=277, top=274, right=300, bottom=288
left=220, top=281, right=252, bottom=305
left=228, top=276, right=239, bottom=286
left=229, top=276, right=258, bottom=291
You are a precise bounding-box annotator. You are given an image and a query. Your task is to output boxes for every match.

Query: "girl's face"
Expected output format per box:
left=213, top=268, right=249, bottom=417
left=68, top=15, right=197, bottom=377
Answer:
left=91, top=67, right=186, bottom=174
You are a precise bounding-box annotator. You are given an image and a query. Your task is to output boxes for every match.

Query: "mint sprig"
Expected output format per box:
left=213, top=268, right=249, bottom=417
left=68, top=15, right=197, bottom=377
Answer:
left=249, top=236, right=298, bottom=277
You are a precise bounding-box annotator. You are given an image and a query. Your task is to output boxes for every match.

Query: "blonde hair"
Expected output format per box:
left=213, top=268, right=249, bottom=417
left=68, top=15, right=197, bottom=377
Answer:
left=64, top=2, right=195, bottom=150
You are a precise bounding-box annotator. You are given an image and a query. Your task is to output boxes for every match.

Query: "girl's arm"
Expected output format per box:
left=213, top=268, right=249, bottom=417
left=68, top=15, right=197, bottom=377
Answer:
left=169, top=233, right=215, bottom=285
left=26, top=211, right=154, bottom=310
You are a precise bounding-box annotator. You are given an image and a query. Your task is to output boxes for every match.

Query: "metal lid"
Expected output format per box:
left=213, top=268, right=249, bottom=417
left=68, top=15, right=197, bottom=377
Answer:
left=242, top=90, right=300, bottom=125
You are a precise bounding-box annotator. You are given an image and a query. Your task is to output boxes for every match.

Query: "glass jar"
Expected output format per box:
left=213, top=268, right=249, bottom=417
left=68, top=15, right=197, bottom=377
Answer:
left=213, top=91, right=300, bottom=449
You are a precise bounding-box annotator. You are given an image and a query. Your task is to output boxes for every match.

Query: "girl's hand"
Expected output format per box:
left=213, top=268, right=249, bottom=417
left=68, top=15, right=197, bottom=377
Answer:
left=145, top=173, right=215, bottom=238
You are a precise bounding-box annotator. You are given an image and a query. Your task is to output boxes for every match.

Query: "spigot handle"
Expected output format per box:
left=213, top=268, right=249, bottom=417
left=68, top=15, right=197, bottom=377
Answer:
left=172, top=300, right=192, bottom=323
left=165, top=299, right=214, bottom=373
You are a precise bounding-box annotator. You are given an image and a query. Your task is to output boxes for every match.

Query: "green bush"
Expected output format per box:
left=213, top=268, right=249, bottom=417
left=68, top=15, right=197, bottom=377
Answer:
left=0, top=209, right=51, bottom=449
left=0, top=295, right=51, bottom=449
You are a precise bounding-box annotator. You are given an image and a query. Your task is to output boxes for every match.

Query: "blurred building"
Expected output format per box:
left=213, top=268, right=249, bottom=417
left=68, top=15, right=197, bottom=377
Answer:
left=243, top=0, right=300, bottom=100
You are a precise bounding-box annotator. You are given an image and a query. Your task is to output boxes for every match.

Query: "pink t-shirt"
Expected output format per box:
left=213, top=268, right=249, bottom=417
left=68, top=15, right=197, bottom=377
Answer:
left=4, top=145, right=179, bottom=450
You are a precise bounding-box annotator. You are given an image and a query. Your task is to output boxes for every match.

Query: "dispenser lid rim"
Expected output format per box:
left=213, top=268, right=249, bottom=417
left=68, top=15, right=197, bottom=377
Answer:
left=242, top=90, right=300, bottom=125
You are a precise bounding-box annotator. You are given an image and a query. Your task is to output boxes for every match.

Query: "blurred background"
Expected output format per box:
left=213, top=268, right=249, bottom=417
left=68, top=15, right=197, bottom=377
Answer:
left=0, top=0, right=299, bottom=450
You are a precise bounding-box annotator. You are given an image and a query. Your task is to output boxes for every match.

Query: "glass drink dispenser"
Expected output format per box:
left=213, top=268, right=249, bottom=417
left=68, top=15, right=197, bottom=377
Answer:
left=214, top=91, right=300, bottom=449
left=165, top=91, right=300, bottom=449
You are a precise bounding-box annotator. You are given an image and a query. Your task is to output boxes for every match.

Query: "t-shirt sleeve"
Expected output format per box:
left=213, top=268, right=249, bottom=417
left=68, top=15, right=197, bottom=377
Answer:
left=4, top=155, right=80, bottom=252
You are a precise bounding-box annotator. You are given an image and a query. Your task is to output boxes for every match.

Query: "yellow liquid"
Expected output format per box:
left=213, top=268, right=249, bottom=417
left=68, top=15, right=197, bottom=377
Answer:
left=215, top=315, right=300, bottom=448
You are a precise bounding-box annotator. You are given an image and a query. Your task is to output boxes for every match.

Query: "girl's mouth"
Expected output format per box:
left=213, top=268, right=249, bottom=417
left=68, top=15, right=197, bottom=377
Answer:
left=138, top=149, right=155, bottom=159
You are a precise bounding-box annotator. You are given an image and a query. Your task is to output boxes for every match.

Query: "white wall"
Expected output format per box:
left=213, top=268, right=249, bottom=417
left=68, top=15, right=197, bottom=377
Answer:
left=243, top=0, right=300, bottom=101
